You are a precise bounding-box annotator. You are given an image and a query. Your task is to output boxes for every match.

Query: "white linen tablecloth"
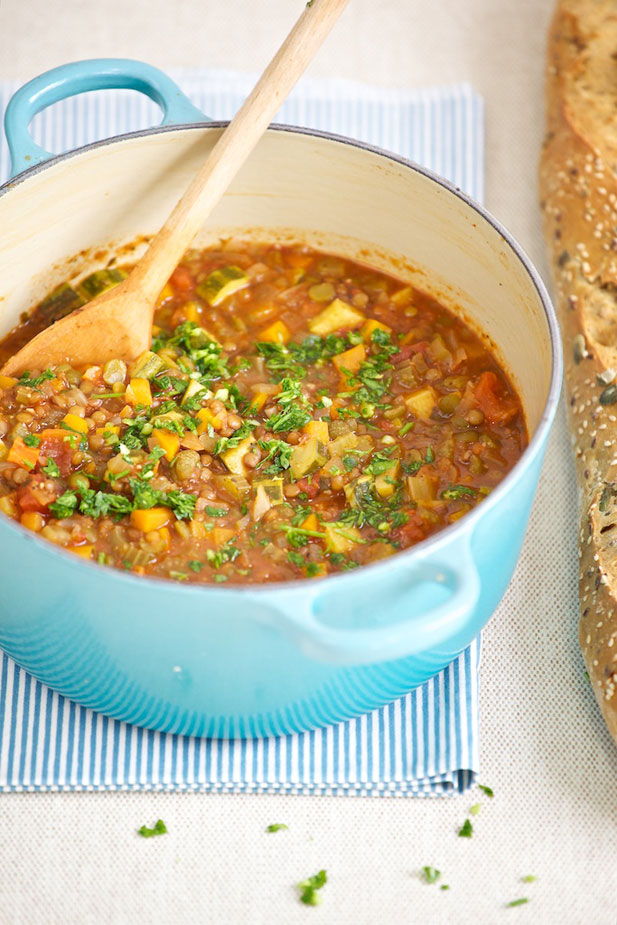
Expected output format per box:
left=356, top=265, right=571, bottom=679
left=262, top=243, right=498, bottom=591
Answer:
left=0, top=0, right=616, bottom=923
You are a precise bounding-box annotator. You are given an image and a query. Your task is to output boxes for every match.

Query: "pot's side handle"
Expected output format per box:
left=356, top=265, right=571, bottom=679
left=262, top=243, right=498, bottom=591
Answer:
left=272, top=537, right=480, bottom=665
left=4, top=58, right=210, bottom=177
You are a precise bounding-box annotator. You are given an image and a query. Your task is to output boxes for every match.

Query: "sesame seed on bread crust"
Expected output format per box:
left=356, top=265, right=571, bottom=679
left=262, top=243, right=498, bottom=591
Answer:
left=540, top=0, right=617, bottom=744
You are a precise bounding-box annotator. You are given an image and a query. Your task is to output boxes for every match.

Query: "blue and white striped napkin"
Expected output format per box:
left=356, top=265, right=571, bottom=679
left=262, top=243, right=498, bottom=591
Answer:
left=0, top=71, right=483, bottom=795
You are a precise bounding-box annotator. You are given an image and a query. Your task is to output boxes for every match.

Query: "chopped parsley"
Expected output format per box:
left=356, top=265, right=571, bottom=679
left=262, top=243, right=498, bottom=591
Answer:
left=422, top=866, right=441, bottom=884
left=506, top=899, right=529, bottom=908
left=266, top=823, right=288, bottom=833
left=23, top=434, right=41, bottom=447
left=42, top=459, right=61, bottom=477
left=458, top=819, right=473, bottom=838
left=204, top=506, right=228, bottom=518
left=189, top=560, right=203, bottom=572
left=138, top=819, right=167, bottom=838
left=469, top=803, right=481, bottom=816
left=298, top=869, right=327, bottom=906
left=17, top=369, right=54, bottom=389
left=522, top=875, right=537, bottom=884
left=478, top=784, right=494, bottom=798
left=267, top=376, right=311, bottom=433
left=287, top=550, right=306, bottom=567
left=206, top=543, right=240, bottom=569
left=441, top=484, right=476, bottom=501
left=214, top=420, right=256, bottom=456
left=402, top=446, right=435, bottom=475
left=258, top=439, right=293, bottom=474
left=365, top=449, right=397, bottom=476
left=49, top=490, right=78, bottom=519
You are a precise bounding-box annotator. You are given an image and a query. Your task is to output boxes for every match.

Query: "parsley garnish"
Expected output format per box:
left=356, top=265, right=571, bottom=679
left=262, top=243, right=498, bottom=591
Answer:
left=204, top=506, right=228, bottom=518
left=288, top=550, right=306, bottom=567
left=365, top=449, right=396, bottom=476
left=458, top=819, right=473, bottom=838
left=189, top=560, right=203, bottom=572
left=266, top=823, right=289, bottom=833
left=257, top=439, right=293, bottom=474
left=138, top=819, right=167, bottom=838
left=470, top=803, right=481, bottom=816
left=522, top=875, right=537, bottom=884
left=298, top=869, right=327, bottom=906
left=214, top=420, right=256, bottom=456
left=17, top=369, right=54, bottom=389
left=441, top=484, right=476, bottom=501
left=23, top=434, right=41, bottom=447
left=422, top=866, right=441, bottom=884
left=478, top=784, right=494, bottom=797
left=206, top=543, right=240, bottom=569
left=49, top=490, right=78, bottom=519
left=42, top=459, right=61, bottom=477
left=402, top=446, right=435, bottom=475
left=506, top=899, right=529, bottom=908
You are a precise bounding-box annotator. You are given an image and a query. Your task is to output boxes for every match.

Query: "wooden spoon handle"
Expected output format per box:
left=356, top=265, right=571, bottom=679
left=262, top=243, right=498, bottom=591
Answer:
left=130, top=0, right=350, bottom=301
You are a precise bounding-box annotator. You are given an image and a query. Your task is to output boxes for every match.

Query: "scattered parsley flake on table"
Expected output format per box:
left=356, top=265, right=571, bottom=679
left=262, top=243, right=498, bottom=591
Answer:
left=266, top=823, right=288, bottom=833
left=421, top=866, right=441, bottom=884
left=298, top=869, right=327, bottom=906
left=522, top=875, right=538, bottom=884
left=478, top=784, right=494, bottom=797
left=138, top=818, right=168, bottom=838
left=469, top=802, right=482, bottom=816
left=458, top=819, right=473, bottom=838
left=507, top=898, right=529, bottom=908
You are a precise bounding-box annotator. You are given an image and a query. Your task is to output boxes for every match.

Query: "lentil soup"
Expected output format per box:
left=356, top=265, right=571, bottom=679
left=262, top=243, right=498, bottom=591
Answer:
left=0, top=242, right=527, bottom=584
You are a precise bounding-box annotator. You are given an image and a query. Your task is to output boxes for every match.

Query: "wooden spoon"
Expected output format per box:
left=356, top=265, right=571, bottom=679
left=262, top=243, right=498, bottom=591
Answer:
left=2, top=0, right=350, bottom=377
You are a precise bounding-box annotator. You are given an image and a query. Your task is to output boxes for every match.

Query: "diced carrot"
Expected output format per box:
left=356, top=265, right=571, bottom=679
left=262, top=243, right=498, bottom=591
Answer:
left=473, top=371, right=518, bottom=425
left=7, top=437, right=40, bottom=470
left=0, top=375, right=17, bottom=389
left=62, top=413, right=89, bottom=434
left=303, top=420, right=330, bottom=442
left=40, top=428, right=70, bottom=440
left=259, top=319, right=291, bottom=344
left=68, top=544, right=94, bottom=559
left=153, top=428, right=180, bottom=462
left=300, top=513, right=319, bottom=532
left=332, top=343, right=366, bottom=375
left=361, top=319, right=392, bottom=342
left=130, top=507, right=172, bottom=532
left=183, top=301, right=200, bottom=323
left=20, top=511, right=44, bottom=532
left=196, top=407, right=224, bottom=434
left=211, top=526, right=235, bottom=546
left=125, top=378, right=153, bottom=407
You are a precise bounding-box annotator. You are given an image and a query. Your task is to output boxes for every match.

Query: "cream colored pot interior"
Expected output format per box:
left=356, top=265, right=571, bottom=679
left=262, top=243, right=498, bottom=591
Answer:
left=0, top=127, right=552, bottom=432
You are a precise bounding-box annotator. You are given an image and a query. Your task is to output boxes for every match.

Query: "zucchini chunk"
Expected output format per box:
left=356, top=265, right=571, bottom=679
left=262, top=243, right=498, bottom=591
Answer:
left=251, top=478, right=284, bottom=520
left=78, top=268, right=127, bottom=300
left=220, top=435, right=256, bottom=475
left=197, top=266, right=249, bottom=306
left=38, top=283, right=86, bottom=321
left=290, top=437, right=328, bottom=479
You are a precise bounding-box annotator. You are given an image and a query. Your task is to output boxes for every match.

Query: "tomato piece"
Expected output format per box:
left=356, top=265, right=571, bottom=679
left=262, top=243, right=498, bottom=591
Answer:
left=170, top=266, right=195, bottom=292
left=17, top=474, right=59, bottom=513
left=392, top=511, right=426, bottom=546
left=473, top=371, right=518, bottom=425
left=296, top=477, right=319, bottom=500
left=40, top=437, right=74, bottom=477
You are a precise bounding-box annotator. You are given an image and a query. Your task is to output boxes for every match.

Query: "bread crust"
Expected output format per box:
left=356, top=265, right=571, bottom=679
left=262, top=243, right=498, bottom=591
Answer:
left=539, top=0, right=617, bottom=743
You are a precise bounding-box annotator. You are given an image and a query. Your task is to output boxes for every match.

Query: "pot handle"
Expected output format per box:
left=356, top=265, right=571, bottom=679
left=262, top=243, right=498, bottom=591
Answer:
left=4, top=58, right=210, bottom=177
left=272, top=537, right=481, bottom=665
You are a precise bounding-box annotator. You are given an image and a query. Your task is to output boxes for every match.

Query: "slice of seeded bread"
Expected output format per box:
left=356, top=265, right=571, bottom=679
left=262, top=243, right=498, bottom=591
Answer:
left=539, top=0, right=617, bottom=743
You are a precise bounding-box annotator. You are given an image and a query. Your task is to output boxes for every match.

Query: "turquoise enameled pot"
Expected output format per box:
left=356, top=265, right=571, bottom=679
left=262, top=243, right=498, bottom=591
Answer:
left=0, top=60, right=562, bottom=738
